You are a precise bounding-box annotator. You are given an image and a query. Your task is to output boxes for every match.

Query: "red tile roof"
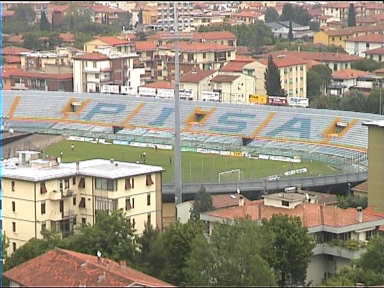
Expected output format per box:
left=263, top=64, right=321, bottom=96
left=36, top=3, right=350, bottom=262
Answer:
left=212, top=194, right=251, bottom=209
left=347, top=34, right=384, bottom=43
left=233, top=9, right=261, bottom=18
left=3, top=248, right=173, bottom=287
left=4, top=55, right=21, bottom=64
left=211, top=75, right=240, bottom=83
left=352, top=181, right=368, bottom=193
left=3, top=67, right=73, bottom=80
left=73, top=52, right=109, bottom=61
left=143, top=81, right=172, bottom=89
left=161, top=42, right=234, bottom=52
left=206, top=200, right=384, bottom=228
left=3, top=46, right=30, bottom=56
left=96, top=36, right=131, bottom=46
left=258, top=56, right=307, bottom=68
left=135, top=41, right=157, bottom=52
left=3, top=10, right=15, bottom=17
left=258, top=50, right=362, bottom=63
left=373, top=68, right=384, bottom=74
left=194, top=31, right=236, bottom=41
left=59, top=32, right=75, bottom=43
left=180, top=69, right=217, bottom=83
left=364, top=47, right=384, bottom=55
left=236, top=46, right=251, bottom=55
left=90, top=5, right=125, bottom=14
left=48, top=4, right=70, bottom=13
left=332, top=69, right=370, bottom=80
left=221, top=60, right=254, bottom=72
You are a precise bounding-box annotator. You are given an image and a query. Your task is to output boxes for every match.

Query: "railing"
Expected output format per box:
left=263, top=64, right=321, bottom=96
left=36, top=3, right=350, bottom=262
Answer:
left=313, top=243, right=366, bottom=260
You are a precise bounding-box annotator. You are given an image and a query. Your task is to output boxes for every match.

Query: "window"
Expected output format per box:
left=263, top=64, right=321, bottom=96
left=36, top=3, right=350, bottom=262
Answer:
left=95, top=178, right=116, bottom=191
left=59, top=200, right=63, bottom=213
left=72, top=176, right=76, bottom=185
left=147, top=194, right=151, bottom=206
left=147, top=213, right=151, bottom=226
left=79, top=197, right=86, bottom=208
left=366, top=230, right=377, bottom=240
left=78, top=177, right=85, bottom=188
left=11, top=181, right=15, bottom=191
left=126, top=198, right=132, bottom=210
left=12, top=242, right=16, bottom=253
left=12, top=222, right=16, bottom=232
left=42, top=223, right=46, bottom=231
left=95, top=73, right=99, bottom=79
left=131, top=178, right=135, bottom=189
left=125, top=178, right=131, bottom=190
left=59, top=180, right=63, bottom=192
left=64, top=178, right=69, bottom=189
left=203, top=52, right=206, bottom=59
left=131, top=197, right=135, bottom=209
left=146, top=174, right=154, bottom=186
left=40, top=182, right=47, bottom=194
left=82, top=217, right=86, bottom=225
left=41, top=202, right=46, bottom=215
left=73, top=197, right=76, bottom=206
left=12, top=201, right=15, bottom=212
left=366, top=43, right=370, bottom=49
left=282, top=200, right=289, bottom=207
left=93, top=61, right=97, bottom=68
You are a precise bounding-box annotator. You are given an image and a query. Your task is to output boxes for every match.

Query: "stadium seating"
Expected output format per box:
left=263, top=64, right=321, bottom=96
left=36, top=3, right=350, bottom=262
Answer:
left=4, top=90, right=384, bottom=162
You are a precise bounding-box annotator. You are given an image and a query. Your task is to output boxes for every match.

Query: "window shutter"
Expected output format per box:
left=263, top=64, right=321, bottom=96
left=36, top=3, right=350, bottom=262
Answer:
left=126, top=198, right=132, bottom=210
left=146, top=174, right=154, bottom=186
left=40, top=182, right=47, bottom=194
left=78, top=177, right=85, bottom=188
left=125, top=178, right=131, bottom=190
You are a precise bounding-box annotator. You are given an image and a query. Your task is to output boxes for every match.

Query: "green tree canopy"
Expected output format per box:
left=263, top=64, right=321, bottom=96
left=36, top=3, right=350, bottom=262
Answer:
left=307, top=64, right=332, bottom=100
left=265, top=7, right=279, bottom=23
left=261, top=215, right=315, bottom=286
left=280, top=3, right=312, bottom=26
left=13, top=4, right=36, bottom=24
left=184, top=219, right=276, bottom=286
left=288, top=21, right=293, bottom=41
left=265, top=55, right=285, bottom=96
left=40, top=11, right=50, bottom=31
left=190, top=185, right=213, bottom=220
left=351, top=59, right=383, bottom=72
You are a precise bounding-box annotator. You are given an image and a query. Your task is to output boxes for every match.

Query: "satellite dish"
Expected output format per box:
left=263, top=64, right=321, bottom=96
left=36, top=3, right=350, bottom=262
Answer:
left=9, top=128, right=14, bottom=134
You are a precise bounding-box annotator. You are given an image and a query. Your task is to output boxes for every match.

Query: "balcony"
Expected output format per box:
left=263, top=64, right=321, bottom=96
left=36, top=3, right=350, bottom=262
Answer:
left=12, top=83, right=28, bottom=90
left=313, top=242, right=366, bottom=260
left=49, top=209, right=76, bottom=221
left=48, top=189, right=75, bottom=200
left=84, top=66, right=101, bottom=73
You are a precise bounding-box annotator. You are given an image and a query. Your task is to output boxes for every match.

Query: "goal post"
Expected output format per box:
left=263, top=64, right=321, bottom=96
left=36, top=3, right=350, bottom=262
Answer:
left=218, top=169, right=241, bottom=183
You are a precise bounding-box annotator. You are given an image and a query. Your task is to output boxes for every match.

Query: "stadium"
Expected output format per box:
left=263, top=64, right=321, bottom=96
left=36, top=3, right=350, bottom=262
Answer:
left=3, top=90, right=384, bottom=199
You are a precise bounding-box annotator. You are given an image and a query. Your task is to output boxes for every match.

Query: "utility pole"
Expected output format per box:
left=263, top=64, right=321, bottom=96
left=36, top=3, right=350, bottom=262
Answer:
left=173, top=2, right=183, bottom=206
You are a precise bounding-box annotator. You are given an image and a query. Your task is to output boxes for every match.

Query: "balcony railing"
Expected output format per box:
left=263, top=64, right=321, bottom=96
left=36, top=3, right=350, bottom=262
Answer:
left=313, top=242, right=366, bottom=260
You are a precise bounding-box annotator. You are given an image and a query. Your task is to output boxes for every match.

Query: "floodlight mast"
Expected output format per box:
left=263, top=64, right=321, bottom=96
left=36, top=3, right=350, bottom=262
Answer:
left=173, top=2, right=183, bottom=205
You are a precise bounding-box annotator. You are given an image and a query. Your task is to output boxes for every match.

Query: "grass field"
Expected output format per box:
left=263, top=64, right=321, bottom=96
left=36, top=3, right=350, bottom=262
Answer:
left=45, top=140, right=339, bottom=184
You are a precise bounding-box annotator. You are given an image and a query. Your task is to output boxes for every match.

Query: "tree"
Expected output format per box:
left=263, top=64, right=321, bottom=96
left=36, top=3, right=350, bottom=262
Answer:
left=348, top=3, right=357, bottom=27
left=13, top=4, right=36, bottom=24
left=337, top=194, right=368, bottom=209
left=367, top=88, right=384, bottom=114
left=280, top=3, right=294, bottom=22
left=307, top=64, right=332, bottom=100
left=279, top=3, right=312, bottom=26
left=40, top=11, right=50, bottom=31
left=146, top=220, right=205, bottom=286
left=265, top=7, right=279, bottom=23
left=184, top=219, right=276, bottom=286
left=351, top=59, right=382, bottom=72
left=265, top=55, right=285, bottom=96
left=190, top=185, right=213, bottom=220
left=261, top=215, right=315, bottom=286
left=135, top=222, right=161, bottom=273
left=309, top=21, right=320, bottom=32
left=23, top=33, right=43, bottom=50
left=288, top=21, right=293, bottom=41
left=61, top=210, right=138, bottom=263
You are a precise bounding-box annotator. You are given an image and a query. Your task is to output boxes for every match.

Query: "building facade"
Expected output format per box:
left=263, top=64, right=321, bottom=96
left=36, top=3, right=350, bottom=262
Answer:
left=2, top=152, right=164, bottom=255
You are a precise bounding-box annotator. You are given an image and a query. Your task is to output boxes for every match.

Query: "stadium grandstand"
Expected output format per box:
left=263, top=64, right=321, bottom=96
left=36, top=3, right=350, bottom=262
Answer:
left=4, top=90, right=384, bottom=176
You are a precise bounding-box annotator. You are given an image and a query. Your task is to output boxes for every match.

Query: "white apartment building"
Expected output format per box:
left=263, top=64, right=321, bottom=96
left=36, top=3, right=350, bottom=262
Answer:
left=2, top=151, right=164, bottom=256
left=156, top=1, right=194, bottom=32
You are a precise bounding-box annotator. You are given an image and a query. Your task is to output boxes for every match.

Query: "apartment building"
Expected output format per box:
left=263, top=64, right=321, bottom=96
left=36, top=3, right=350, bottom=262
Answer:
left=2, top=152, right=164, bottom=256
left=89, top=5, right=127, bottom=25
left=158, top=42, right=236, bottom=81
left=258, top=55, right=307, bottom=98
left=346, top=34, right=384, bottom=57
left=73, top=47, right=143, bottom=93
left=134, top=41, right=158, bottom=83
left=2, top=46, right=31, bottom=69
left=84, top=36, right=135, bottom=54
left=156, top=1, right=194, bottom=32
left=364, top=47, right=384, bottom=62
left=180, top=69, right=218, bottom=101
left=328, top=68, right=371, bottom=96
left=200, top=192, right=384, bottom=285
left=321, top=2, right=362, bottom=22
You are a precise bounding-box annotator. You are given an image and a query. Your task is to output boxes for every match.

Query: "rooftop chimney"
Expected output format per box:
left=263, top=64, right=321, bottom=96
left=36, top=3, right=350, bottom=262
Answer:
left=239, top=195, right=244, bottom=207
left=357, top=206, right=363, bottom=223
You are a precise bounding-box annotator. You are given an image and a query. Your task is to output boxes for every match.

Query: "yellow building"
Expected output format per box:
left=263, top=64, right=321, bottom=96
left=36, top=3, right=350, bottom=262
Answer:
left=363, top=121, right=384, bottom=211
left=84, top=36, right=134, bottom=54
left=3, top=151, right=164, bottom=255
left=313, top=30, right=354, bottom=48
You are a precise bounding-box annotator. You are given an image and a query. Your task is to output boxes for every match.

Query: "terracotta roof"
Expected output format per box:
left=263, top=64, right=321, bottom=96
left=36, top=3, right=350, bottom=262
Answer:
left=120, top=33, right=136, bottom=41
left=135, top=41, right=156, bottom=52
left=324, top=2, right=354, bottom=9
left=373, top=68, right=384, bottom=74
left=212, top=194, right=251, bottom=210
left=4, top=55, right=21, bottom=64
left=258, top=56, right=307, bottom=68
left=364, top=47, right=384, bottom=55
left=73, top=52, right=109, bottom=61
left=143, top=81, right=172, bottom=89
left=3, top=10, right=15, bottom=17
left=352, top=181, right=368, bottom=193
left=3, top=248, right=173, bottom=287
left=221, top=60, right=254, bottom=72
left=180, top=69, right=217, bottom=83
left=211, top=75, right=240, bottom=83
left=258, top=50, right=362, bottom=63
left=236, top=45, right=251, bottom=55
left=193, top=31, right=236, bottom=41
left=306, top=60, right=322, bottom=70
left=6, top=35, right=23, bottom=44
left=235, top=55, right=255, bottom=61
left=347, top=34, right=384, bottom=43
left=90, top=5, right=126, bottom=13
left=161, top=42, right=234, bottom=52
left=332, top=69, right=370, bottom=80
left=59, top=32, right=75, bottom=43
left=3, top=46, right=30, bottom=56
left=233, top=9, right=261, bottom=18
left=48, top=4, right=70, bottom=13
left=96, top=36, right=131, bottom=46
left=3, top=67, right=73, bottom=80
left=205, top=200, right=384, bottom=228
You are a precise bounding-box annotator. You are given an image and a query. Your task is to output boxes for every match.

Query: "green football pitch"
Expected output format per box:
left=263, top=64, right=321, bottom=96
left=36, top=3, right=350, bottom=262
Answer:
left=45, top=140, right=338, bottom=184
